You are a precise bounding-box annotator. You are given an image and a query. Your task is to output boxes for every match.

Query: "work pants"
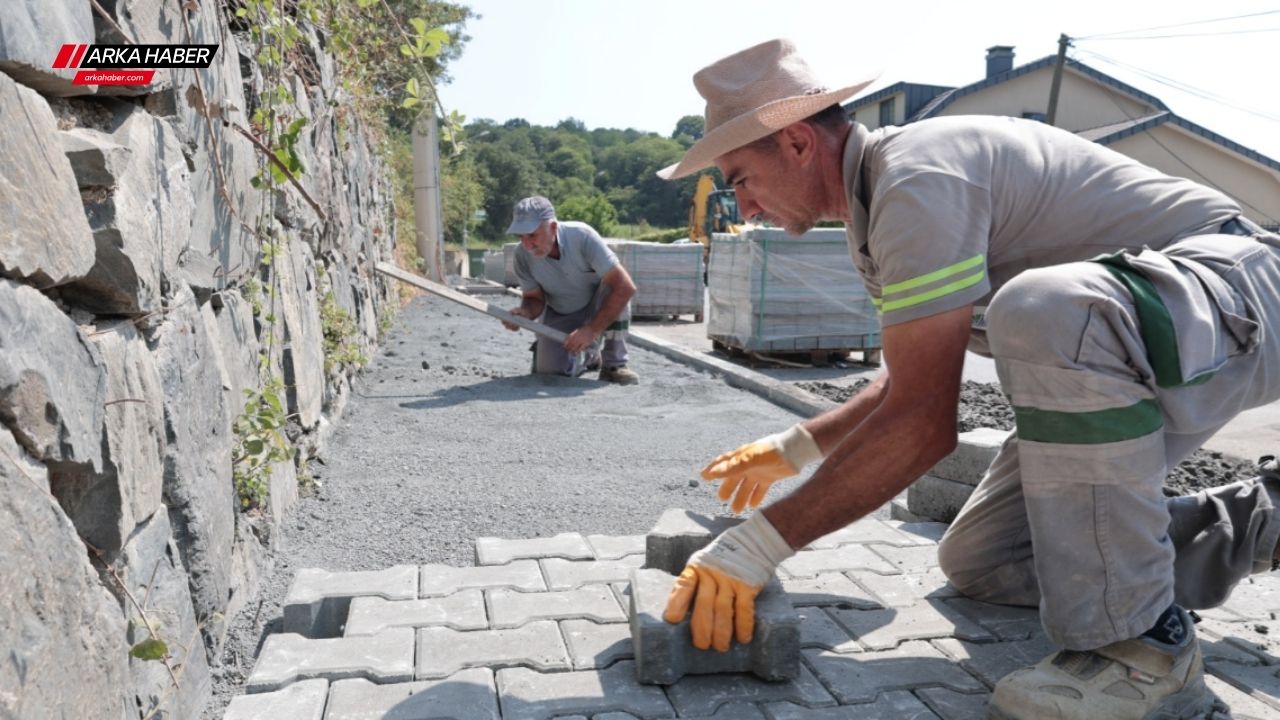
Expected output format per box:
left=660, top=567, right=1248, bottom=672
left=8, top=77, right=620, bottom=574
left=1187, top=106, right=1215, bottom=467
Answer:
left=937, top=231, right=1280, bottom=650
left=533, top=283, right=630, bottom=376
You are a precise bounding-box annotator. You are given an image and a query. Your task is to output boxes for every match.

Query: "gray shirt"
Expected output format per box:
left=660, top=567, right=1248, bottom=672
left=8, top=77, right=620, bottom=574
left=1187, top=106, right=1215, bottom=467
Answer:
left=841, top=115, right=1240, bottom=328
left=514, top=221, right=620, bottom=315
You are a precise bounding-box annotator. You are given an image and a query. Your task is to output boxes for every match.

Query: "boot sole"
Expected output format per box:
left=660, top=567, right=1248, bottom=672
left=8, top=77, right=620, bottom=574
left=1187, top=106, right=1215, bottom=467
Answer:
left=987, top=676, right=1215, bottom=720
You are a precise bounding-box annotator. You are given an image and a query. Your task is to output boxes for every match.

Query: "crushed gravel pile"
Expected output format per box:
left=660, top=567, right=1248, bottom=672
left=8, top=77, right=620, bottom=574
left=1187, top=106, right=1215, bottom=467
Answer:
left=799, top=379, right=1261, bottom=497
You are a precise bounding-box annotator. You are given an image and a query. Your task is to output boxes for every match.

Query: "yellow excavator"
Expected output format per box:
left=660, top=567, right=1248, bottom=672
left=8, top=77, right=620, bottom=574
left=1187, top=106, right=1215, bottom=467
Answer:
left=688, top=174, right=745, bottom=252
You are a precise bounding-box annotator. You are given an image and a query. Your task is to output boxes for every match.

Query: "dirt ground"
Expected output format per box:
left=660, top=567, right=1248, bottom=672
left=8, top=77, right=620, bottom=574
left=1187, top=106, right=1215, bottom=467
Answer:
left=799, top=379, right=1262, bottom=496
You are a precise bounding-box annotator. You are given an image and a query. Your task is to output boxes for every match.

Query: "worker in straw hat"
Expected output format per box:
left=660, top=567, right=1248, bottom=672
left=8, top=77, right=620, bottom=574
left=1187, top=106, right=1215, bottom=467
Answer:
left=659, top=38, right=1280, bottom=719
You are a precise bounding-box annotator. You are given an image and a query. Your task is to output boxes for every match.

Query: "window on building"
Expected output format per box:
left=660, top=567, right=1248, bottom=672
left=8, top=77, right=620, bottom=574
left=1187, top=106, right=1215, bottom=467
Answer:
left=879, top=99, right=895, bottom=126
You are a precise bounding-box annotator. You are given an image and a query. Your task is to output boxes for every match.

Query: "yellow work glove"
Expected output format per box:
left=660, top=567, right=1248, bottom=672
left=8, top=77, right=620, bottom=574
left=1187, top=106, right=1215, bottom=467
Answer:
left=662, top=512, right=795, bottom=652
left=701, top=424, right=823, bottom=513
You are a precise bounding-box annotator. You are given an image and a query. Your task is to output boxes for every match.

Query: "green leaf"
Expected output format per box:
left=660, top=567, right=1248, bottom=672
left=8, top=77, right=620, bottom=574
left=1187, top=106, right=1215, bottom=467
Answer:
left=406, top=77, right=420, bottom=97
left=246, top=438, right=264, bottom=455
left=129, top=638, right=168, bottom=661
left=399, top=44, right=413, bottom=58
left=235, top=8, right=248, bottom=17
left=402, top=97, right=419, bottom=109
left=409, top=18, right=428, bottom=35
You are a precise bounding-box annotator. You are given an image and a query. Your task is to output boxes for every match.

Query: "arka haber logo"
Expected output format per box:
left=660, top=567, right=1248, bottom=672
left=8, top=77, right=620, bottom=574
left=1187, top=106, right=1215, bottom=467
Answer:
left=52, top=43, right=219, bottom=87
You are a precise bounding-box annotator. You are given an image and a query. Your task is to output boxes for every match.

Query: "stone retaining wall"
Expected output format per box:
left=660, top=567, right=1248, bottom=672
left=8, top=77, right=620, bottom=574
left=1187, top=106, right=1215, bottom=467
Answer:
left=0, top=3, right=395, bottom=718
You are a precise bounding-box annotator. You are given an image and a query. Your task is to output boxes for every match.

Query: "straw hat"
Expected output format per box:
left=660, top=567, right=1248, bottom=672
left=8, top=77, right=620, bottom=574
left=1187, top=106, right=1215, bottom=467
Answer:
left=657, top=39, right=876, bottom=180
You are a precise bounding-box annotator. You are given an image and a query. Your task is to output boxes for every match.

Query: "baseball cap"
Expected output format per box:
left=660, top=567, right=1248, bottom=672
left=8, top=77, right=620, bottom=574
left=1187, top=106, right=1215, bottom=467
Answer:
left=506, top=196, right=556, bottom=235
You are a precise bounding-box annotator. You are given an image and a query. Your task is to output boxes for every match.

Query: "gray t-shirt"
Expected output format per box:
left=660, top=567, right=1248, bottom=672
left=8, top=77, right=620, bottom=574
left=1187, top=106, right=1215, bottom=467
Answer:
left=514, top=220, right=620, bottom=315
left=841, top=116, right=1240, bottom=328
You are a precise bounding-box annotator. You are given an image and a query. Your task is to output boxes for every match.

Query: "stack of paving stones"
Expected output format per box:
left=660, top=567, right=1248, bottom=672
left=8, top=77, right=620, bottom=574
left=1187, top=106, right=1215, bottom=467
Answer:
left=893, top=428, right=1011, bottom=524
left=224, top=512, right=1280, bottom=719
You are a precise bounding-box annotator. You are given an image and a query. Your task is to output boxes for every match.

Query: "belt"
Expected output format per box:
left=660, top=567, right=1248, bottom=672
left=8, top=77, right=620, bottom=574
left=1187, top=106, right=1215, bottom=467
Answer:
left=1220, top=217, right=1260, bottom=236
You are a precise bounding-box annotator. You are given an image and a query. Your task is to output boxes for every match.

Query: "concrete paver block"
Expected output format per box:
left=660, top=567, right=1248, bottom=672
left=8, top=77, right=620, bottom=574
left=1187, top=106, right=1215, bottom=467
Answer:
left=586, top=533, right=646, bottom=560
left=795, top=607, right=861, bottom=653
left=944, top=597, right=1043, bottom=641
left=889, top=498, right=932, bottom=524
left=907, top=475, right=975, bottom=524
left=806, top=518, right=919, bottom=549
left=664, top=663, right=835, bottom=717
left=560, top=619, right=634, bottom=669
left=803, top=641, right=986, bottom=704
left=495, top=662, right=674, bottom=719
left=419, top=560, right=545, bottom=597
left=869, top=543, right=941, bottom=572
left=344, top=590, right=487, bottom=636
left=915, top=687, right=991, bottom=720
left=476, top=532, right=592, bottom=565
left=1205, top=661, right=1280, bottom=711
left=780, top=572, right=881, bottom=610
left=282, top=565, right=417, bottom=638
left=1218, top=574, right=1280, bottom=620
left=766, top=691, right=943, bottom=719
left=856, top=568, right=958, bottom=609
left=245, top=629, right=414, bottom=693
left=416, top=620, right=570, bottom=679
left=222, top=678, right=327, bottom=720
left=629, top=567, right=800, bottom=684
left=643, top=509, right=742, bottom=575
left=933, top=636, right=1059, bottom=688
left=488, top=585, right=624, bottom=628
left=541, top=555, right=645, bottom=590
left=828, top=599, right=993, bottom=650
left=1195, top=617, right=1279, bottom=664
left=779, top=545, right=899, bottom=579
left=884, top=520, right=948, bottom=544
left=1206, top=674, right=1280, bottom=720
left=324, top=670, right=498, bottom=720
left=929, top=428, right=1010, bottom=484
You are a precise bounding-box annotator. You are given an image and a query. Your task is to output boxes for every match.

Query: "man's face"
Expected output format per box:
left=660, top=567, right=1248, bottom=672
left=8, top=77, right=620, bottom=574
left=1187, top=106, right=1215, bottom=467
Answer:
left=716, top=136, right=821, bottom=236
left=518, top=220, right=556, bottom=257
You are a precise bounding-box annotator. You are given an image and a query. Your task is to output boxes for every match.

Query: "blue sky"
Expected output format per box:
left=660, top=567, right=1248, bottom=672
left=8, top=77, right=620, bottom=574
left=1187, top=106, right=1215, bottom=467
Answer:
left=437, top=1, right=1280, bottom=162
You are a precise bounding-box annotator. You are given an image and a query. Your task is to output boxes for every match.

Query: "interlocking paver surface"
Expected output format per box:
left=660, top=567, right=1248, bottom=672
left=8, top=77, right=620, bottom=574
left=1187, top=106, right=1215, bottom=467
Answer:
left=229, top=517, right=1280, bottom=718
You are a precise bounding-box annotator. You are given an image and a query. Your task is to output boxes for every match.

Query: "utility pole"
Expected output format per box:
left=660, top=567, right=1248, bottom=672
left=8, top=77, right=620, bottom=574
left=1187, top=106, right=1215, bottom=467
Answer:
left=1046, top=33, right=1071, bottom=127
left=412, top=113, right=446, bottom=282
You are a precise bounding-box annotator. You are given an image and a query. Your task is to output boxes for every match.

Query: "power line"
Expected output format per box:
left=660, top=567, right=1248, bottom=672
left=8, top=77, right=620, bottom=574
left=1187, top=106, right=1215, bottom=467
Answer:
left=1074, top=48, right=1280, bottom=124
left=1077, top=9, right=1280, bottom=40
left=1082, top=27, right=1280, bottom=40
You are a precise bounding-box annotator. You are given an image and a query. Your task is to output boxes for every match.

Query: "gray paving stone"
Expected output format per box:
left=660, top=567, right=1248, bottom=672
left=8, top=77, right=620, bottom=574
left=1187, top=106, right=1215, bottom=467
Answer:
left=795, top=607, right=860, bottom=653
left=890, top=498, right=933, bottom=525
left=828, top=599, right=993, bottom=650
left=246, top=629, right=414, bottom=693
left=1205, top=661, right=1280, bottom=710
left=560, top=619, right=633, bottom=670
left=884, top=521, right=948, bottom=545
left=805, top=518, right=919, bottom=549
left=1206, top=674, right=1280, bottom=720
left=489, top=585, right=624, bottom=628
left=944, top=597, right=1043, bottom=641
left=419, top=560, right=545, bottom=597
left=929, top=428, right=1009, bottom=484
left=644, top=508, right=742, bottom=575
left=324, top=669, right=498, bottom=720
left=223, top=678, right=327, bottom=720
left=416, top=621, right=570, bottom=679
left=765, top=691, right=942, bottom=719
left=496, top=662, right=674, bottom=719
left=629, top=568, right=800, bottom=684
left=803, top=641, right=986, bottom=704
left=344, top=591, right=487, bottom=636
left=780, top=573, right=881, bottom=610
left=586, top=534, right=646, bottom=560
left=907, top=475, right=974, bottom=524
left=916, top=687, right=992, bottom=720
left=283, top=566, right=418, bottom=638
left=779, top=546, right=898, bottom=579
left=664, top=664, right=835, bottom=717
left=582, top=707, right=767, bottom=720
left=543, top=556, right=645, bottom=590
left=869, top=544, right=941, bottom=572
left=932, top=636, right=1059, bottom=688
left=855, top=568, right=958, bottom=609
left=1196, top=617, right=1280, bottom=664
left=476, top=533, right=593, bottom=565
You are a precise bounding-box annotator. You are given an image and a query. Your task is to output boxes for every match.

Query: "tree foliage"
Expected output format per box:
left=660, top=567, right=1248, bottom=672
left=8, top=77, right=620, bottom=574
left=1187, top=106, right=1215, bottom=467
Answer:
left=457, top=116, right=702, bottom=242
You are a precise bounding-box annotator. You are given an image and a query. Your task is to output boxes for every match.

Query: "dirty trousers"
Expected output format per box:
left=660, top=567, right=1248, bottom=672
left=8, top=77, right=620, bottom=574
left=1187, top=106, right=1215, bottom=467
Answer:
left=533, top=283, right=630, bottom=376
left=937, top=232, right=1280, bottom=650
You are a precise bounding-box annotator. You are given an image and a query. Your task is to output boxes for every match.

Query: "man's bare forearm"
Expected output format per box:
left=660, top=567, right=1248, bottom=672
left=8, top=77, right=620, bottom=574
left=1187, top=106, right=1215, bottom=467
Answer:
left=801, top=372, right=890, bottom=454
left=519, top=295, right=546, bottom=318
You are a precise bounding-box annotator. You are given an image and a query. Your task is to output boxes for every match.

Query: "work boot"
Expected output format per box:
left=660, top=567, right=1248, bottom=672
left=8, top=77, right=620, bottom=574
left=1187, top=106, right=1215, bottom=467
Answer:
left=598, top=365, right=639, bottom=385
left=988, top=607, right=1212, bottom=720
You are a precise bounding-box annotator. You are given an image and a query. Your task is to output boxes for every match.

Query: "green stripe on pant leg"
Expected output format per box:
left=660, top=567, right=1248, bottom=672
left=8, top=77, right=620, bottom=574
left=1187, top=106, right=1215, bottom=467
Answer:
left=1093, top=255, right=1187, bottom=388
left=607, top=320, right=629, bottom=331
left=1014, top=399, right=1164, bottom=444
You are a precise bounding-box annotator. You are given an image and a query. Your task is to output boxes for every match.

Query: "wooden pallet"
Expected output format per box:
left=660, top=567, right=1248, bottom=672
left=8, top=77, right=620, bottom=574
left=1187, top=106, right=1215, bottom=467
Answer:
left=711, top=338, right=881, bottom=368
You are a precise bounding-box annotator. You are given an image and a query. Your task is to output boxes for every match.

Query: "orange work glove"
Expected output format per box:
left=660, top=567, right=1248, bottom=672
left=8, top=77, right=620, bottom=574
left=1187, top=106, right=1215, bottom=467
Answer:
left=662, top=512, right=795, bottom=652
left=701, top=424, right=823, bottom=512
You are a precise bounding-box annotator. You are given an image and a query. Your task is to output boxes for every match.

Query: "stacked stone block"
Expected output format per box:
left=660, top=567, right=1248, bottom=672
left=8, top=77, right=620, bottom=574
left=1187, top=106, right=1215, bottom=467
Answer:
left=894, top=428, right=1011, bottom=523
